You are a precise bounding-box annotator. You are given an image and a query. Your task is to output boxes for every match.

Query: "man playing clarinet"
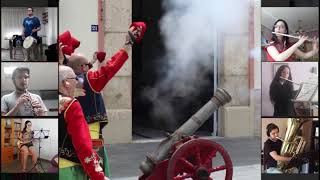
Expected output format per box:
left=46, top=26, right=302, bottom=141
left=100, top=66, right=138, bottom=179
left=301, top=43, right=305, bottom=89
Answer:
left=1, top=67, right=47, bottom=116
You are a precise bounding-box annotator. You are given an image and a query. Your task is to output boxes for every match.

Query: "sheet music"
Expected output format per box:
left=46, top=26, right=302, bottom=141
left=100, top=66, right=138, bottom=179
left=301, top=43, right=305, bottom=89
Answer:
left=312, top=88, right=318, bottom=102
left=295, top=75, right=318, bottom=102
left=32, top=129, right=50, bottom=139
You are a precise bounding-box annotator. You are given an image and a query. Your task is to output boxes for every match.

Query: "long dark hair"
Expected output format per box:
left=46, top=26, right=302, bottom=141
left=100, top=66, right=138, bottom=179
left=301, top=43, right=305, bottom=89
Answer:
left=269, top=65, right=293, bottom=103
left=271, top=19, right=290, bottom=45
left=22, top=120, right=31, bottom=133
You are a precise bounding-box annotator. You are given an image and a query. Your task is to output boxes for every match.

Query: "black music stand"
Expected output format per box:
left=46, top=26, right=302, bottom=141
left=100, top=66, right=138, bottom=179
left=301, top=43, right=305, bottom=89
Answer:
left=28, top=129, right=50, bottom=173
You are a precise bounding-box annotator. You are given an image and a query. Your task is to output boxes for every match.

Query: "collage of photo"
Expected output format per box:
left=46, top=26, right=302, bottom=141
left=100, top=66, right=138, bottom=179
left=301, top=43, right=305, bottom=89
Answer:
left=0, top=0, right=319, bottom=180
left=1, top=3, right=59, bottom=179
left=260, top=1, right=319, bottom=179
left=1, top=1, right=59, bottom=180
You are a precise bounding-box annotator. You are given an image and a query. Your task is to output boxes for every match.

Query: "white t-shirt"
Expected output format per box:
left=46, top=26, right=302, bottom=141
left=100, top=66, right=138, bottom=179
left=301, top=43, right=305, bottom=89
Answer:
left=1, top=91, right=47, bottom=116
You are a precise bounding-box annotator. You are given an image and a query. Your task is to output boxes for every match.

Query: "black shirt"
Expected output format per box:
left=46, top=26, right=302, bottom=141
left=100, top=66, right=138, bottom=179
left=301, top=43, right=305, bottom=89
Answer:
left=264, top=139, right=282, bottom=169
left=270, top=81, right=295, bottom=116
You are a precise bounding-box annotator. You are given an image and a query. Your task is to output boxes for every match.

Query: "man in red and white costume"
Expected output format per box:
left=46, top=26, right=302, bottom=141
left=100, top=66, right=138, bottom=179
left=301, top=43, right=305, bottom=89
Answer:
left=59, top=65, right=109, bottom=180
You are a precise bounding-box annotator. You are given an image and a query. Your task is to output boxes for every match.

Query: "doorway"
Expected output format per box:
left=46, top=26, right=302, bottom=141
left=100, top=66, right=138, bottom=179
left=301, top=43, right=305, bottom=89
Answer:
left=132, top=0, right=216, bottom=140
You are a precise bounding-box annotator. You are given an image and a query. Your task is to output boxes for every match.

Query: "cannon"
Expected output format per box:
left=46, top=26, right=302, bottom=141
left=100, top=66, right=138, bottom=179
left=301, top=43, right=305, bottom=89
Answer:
left=139, top=88, right=233, bottom=180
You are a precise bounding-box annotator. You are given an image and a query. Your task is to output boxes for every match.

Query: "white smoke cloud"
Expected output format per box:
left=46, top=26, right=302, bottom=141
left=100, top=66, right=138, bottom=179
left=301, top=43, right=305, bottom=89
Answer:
left=143, top=0, right=249, bottom=128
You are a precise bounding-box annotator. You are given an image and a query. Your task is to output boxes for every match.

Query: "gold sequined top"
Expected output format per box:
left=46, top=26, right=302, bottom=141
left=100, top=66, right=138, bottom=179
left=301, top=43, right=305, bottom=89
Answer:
left=21, top=130, right=33, bottom=142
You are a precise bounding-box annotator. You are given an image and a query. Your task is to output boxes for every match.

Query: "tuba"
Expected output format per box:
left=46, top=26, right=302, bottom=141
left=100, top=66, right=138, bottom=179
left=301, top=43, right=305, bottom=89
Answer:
left=277, top=118, right=310, bottom=173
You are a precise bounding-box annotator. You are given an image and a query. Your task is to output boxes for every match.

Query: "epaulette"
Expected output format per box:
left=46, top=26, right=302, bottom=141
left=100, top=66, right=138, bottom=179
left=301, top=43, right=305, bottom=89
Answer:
left=59, top=95, right=74, bottom=113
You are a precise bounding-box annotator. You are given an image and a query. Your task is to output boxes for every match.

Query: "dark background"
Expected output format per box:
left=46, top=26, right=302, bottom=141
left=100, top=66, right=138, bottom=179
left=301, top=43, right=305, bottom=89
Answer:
left=132, top=0, right=214, bottom=134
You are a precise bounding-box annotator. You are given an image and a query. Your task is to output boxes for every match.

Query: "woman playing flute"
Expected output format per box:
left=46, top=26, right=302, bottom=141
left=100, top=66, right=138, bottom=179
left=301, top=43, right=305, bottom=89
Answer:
left=269, top=65, right=295, bottom=116
left=265, top=19, right=318, bottom=61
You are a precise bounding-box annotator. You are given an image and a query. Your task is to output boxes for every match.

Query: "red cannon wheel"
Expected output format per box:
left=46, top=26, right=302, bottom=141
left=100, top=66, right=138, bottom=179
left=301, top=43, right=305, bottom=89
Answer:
left=167, top=139, right=233, bottom=180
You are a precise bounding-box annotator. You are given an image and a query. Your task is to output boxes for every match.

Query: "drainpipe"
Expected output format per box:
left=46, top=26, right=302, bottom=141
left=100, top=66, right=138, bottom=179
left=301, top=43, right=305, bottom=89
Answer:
left=249, top=0, right=254, bottom=90
left=98, top=0, right=105, bottom=51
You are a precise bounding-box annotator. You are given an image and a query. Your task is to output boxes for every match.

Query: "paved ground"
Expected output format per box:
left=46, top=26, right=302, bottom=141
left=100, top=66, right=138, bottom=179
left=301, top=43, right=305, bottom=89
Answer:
left=113, top=164, right=261, bottom=180
left=107, top=136, right=261, bottom=179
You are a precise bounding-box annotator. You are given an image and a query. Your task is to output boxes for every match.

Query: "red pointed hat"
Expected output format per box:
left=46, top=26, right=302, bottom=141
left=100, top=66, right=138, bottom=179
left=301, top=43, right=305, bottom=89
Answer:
left=70, top=37, right=80, bottom=49
left=62, top=46, right=74, bottom=56
left=130, top=22, right=147, bottom=43
left=58, top=31, right=80, bottom=55
left=58, top=31, right=71, bottom=45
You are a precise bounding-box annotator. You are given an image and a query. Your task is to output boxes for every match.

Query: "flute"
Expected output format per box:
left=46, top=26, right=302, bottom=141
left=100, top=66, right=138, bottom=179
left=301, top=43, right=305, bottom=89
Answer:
left=276, top=137, right=284, bottom=141
left=280, top=76, right=318, bottom=86
left=280, top=77, right=301, bottom=85
left=272, top=32, right=316, bottom=42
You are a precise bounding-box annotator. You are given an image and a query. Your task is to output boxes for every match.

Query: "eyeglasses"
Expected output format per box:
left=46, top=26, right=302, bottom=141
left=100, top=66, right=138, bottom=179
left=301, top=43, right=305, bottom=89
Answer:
left=81, top=63, right=92, bottom=67
left=81, top=63, right=93, bottom=69
left=66, top=77, right=78, bottom=81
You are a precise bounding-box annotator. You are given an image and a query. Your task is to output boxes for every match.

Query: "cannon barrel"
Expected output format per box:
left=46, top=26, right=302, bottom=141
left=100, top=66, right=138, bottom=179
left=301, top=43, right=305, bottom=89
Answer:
left=139, top=88, right=232, bottom=175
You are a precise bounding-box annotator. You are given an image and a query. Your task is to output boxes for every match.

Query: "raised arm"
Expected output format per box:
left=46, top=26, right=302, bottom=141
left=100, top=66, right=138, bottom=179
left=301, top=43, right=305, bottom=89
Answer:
left=87, top=49, right=129, bottom=92
left=2, top=94, right=29, bottom=116
left=86, top=23, right=146, bottom=92
left=294, top=37, right=319, bottom=59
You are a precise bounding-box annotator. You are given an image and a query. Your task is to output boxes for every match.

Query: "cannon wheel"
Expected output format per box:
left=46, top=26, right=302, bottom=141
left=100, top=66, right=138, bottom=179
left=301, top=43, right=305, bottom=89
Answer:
left=167, top=139, right=233, bottom=180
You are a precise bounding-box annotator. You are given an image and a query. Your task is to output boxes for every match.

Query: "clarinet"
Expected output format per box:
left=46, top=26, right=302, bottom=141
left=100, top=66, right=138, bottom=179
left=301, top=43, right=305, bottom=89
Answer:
left=24, top=90, right=37, bottom=116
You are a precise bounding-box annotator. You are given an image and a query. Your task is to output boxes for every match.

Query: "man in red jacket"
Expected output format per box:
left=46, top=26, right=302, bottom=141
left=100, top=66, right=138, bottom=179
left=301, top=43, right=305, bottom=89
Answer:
left=58, top=65, right=109, bottom=180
